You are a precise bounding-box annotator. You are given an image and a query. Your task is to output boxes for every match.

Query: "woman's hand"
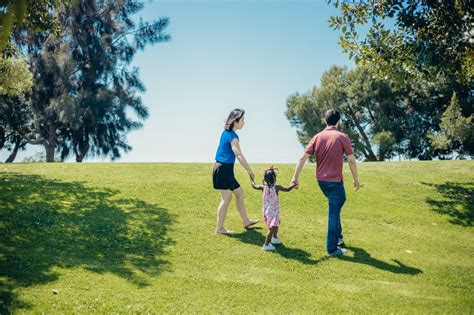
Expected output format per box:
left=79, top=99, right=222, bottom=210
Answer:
left=248, top=170, right=255, bottom=182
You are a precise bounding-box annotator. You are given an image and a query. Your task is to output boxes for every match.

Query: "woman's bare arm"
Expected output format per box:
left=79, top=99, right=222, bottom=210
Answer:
left=231, top=138, right=255, bottom=181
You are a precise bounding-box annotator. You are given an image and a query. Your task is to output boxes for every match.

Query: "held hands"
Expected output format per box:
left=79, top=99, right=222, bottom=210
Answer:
left=291, top=177, right=299, bottom=190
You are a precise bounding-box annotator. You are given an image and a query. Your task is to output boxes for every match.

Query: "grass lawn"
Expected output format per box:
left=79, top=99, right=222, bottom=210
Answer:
left=0, top=161, right=473, bottom=313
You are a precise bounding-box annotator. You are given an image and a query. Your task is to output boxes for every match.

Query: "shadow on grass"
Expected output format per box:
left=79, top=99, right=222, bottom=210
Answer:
left=421, top=181, right=473, bottom=227
left=339, top=247, right=423, bottom=275
left=230, top=228, right=327, bottom=265
left=0, top=173, right=175, bottom=313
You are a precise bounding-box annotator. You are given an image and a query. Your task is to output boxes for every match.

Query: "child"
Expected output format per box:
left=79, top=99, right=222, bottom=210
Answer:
left=251, top=166, right=297, bottom=251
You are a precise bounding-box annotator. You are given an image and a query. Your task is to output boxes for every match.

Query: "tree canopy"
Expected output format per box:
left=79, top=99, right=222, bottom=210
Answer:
left=0, top=0, right=169, bottom=162
left=286, top=64, right=471, bottom=161
left=288, top=0, right=473, bottom=160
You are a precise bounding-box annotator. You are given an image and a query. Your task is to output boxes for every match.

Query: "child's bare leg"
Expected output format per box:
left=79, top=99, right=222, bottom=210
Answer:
left=274, top=227, right=279, bottom=238
left=264, top=227, right=277, bottom=245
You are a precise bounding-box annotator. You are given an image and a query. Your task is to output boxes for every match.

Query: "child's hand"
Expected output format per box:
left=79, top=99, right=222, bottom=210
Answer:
left=250, top=179, right=263, bottom=191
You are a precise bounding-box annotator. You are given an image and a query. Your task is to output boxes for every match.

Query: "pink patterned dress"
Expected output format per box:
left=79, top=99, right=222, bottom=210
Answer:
left=262, top=186, right=280, bottom=228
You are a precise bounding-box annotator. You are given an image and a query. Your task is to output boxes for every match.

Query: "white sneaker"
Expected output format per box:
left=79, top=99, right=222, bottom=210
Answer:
left=262, top=243, right=276, bottom=251
left=337, top=238, right=345, bottom=246
left=271, top=237, right=282, bottom=245
left=328, top=248, right=348, bottom=257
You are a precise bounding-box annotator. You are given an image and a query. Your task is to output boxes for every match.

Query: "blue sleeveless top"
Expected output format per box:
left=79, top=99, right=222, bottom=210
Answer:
left=215, top=130, right=239, bottom=163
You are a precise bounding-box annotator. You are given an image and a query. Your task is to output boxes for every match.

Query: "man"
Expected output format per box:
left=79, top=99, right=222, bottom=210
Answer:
left=291, top=109, right=360, bottom=256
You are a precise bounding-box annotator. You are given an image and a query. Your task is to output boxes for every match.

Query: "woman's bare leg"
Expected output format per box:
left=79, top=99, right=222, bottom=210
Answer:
left=216, top=190, right=233, bottom=234
left=233, top=187, right=258, bottom=227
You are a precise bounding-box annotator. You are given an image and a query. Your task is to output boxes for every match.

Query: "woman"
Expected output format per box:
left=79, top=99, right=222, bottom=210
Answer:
left=213, top=108, right=259, bottom=235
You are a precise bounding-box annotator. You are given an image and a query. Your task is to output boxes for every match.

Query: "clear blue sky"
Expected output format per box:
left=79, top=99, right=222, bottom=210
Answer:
left=3, top=0, right=354, bottom=163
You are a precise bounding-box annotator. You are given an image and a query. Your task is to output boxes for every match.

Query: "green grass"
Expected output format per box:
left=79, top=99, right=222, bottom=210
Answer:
left=0, top=161, right=473, bottom=313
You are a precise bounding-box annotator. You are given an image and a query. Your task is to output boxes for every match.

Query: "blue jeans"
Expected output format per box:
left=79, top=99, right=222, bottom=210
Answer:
left=318, top=180, right=346, bottom=254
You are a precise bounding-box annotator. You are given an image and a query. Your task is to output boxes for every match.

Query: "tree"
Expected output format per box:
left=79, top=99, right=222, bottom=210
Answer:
left=372, top=131, right=396, bottom=161
left=327, top=0, right=473, bottom=134
left=429, top=92, right=474, bottom=158
left=286, top=65, right=379, bottom=161
left=0, top=0, right=63, bottom=105
left=18, top=0, right=170, bottom=162
left=0, top=95, right=31, bottom=162
left=0, top=55, right=32, bottom=96
left=328, top=0, right=473, bottom=84
left=286, top=92, right=325, bottom=149
left=0, top=1, right=66, bottom=162
left=1, top=0, right=30, bottom=47
left=1, top=0, right=62, bottom=48
left=0, top=42, right=32, bottom=162
left=285, top=64, right=457, bottom=161
left=59, top=1, right=169, bottom=162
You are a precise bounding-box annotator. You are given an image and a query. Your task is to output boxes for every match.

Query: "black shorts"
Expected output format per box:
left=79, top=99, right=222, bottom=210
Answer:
left=212, top=162, right=240, bottom=191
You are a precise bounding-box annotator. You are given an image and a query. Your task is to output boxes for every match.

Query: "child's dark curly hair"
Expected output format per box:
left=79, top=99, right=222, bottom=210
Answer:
left=263, top=165, right=278, bottom=187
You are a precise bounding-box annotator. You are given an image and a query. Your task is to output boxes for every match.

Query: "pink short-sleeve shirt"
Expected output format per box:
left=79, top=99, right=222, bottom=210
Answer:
left=304, top=126, right=354, bottom=182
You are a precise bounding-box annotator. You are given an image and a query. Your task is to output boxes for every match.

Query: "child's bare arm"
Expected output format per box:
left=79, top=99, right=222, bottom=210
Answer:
left=251, top=181, right=264, bottom=191
left=275, top=183, right=297, bottom=192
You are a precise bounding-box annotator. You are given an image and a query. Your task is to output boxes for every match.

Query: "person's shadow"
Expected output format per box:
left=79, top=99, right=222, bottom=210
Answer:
left=339, top=246, right=423, bottom=275
left=230, top=228, right=327, bottom=266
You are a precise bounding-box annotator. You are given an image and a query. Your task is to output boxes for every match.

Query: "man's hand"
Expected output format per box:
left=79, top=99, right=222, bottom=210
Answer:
left=347, top=155, right=360, bottom=192
left=353, top=179, right=361, bottom=192
left=291, top=153, right=310, bottom=191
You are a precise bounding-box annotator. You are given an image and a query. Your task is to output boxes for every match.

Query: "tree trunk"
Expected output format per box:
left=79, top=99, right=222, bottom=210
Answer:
left=5, top=137, right=21, bottom=163
left=359, top=147, right=373, bottom=161
left=45, top=144, right=55, bottom=162
left=346, top=104, right=378, bottom=161
left=0, top=126, right=5, bottom=150
left=45, top=123, right=57, bottom=162
left=75, top=142, right=89, bottom=162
